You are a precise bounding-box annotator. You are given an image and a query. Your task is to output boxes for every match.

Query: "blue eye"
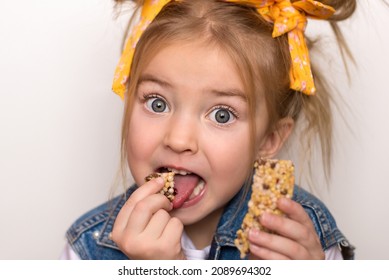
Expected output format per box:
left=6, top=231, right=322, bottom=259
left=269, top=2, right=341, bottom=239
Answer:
left=145, top=96, right=169, bottom=113
left=209, top=106, right=236, bottom=125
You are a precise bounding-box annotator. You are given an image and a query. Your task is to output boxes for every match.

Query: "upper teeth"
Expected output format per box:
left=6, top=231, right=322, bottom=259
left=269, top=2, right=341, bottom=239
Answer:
left=167, top=167, right=191, bottom=176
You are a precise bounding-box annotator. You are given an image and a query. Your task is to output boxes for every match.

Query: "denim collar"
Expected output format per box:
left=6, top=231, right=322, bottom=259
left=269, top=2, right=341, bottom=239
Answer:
left=213, top=185, right=250, bottom=246
left=73, top=182, right=354, bottom=259
left=93, top=190, right=132, bottom=250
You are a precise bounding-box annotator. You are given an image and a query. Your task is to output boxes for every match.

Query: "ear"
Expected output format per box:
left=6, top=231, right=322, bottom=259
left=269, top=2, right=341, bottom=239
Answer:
left=256, top=117, right=294, bottom=159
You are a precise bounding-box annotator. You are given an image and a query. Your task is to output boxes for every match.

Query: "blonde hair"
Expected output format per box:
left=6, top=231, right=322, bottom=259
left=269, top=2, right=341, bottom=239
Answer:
left=115, top=0, right=357, bottom=188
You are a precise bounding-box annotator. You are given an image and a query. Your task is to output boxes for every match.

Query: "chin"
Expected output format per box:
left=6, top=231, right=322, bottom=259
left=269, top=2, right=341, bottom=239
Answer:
left=170, top=210, right=207, bottom=226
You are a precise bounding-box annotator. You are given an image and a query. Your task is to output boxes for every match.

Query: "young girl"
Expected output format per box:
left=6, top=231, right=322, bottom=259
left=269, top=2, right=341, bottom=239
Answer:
left=63, top=0, right=355, bottom=260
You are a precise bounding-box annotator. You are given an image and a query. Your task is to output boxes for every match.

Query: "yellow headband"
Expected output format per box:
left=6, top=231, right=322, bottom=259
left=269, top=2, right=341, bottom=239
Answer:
left=112, top=0, right=171, bottom=99
left=112, top=0, right=335, bottom=98
left=227, top=0, right=335, bottom=95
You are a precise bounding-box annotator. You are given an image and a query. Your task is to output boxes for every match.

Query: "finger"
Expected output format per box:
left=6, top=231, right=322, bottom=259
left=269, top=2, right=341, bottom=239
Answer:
left=258, top=213, right=324, bottom=259
left=261, top=199, right=315, bottom=241
left=249, top=243, right=290, bottom=260
left=126, top=193, right=172, bottom=234
left=161, top=217, right=184, bottom=254
left=143, top=209, right=172, bottom=239
left=114, top=177, right=165, bottom=233
left=260, top=211, right=318, bottom=246
left=128, top=177, right=166, bottom=207
left=277, top=198, right=315, bottom=231
left=249, top=228, right=308, bottom=259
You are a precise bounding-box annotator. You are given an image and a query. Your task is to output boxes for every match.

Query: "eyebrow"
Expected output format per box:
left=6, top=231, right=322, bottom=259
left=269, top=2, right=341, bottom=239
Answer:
left=138, top=74, right=172, bottom=88
left=139, top=73, right=247, bottom=101
left=210, top=89, right=247, bottom=101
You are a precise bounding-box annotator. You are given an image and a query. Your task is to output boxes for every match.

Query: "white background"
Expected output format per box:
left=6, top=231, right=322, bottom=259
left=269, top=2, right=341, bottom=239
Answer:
left=0, top=0, right=388, bottom=259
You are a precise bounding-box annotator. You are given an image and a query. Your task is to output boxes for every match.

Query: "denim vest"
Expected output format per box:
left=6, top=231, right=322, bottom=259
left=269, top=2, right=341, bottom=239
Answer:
left=66, top=184, right=355, bottom=260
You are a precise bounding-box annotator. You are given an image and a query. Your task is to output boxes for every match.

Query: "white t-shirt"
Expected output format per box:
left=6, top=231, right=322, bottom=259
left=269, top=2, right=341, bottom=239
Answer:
left=60, top=231, right=343, bottom=260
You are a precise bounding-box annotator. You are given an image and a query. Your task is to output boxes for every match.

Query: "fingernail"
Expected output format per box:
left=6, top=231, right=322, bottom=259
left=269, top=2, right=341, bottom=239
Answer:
left=260, top=212, right=271, bottom=224
left=252, top=228, right=260, bottom=235
left=249, top=228, right=260, bottom=238
left=155, top=177, right=164, bottom=185
left=278, top=197, right=290, bottom=207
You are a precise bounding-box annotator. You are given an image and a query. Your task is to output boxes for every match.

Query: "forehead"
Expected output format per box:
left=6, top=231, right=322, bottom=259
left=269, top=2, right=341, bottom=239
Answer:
left=140, top=40, right=246, bottom=95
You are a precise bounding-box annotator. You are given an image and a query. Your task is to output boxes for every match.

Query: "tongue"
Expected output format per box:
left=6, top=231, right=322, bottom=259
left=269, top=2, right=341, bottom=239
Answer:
left=172, top=174, right=200, bottom=209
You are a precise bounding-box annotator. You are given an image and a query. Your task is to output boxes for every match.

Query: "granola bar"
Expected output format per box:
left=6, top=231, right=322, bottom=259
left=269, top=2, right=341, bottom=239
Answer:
left=234, top=159, right=295, bottom=258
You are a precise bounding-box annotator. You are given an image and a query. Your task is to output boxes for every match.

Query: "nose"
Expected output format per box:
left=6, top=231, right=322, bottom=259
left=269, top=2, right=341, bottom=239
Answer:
left=163, top=115, right=199, bottom=154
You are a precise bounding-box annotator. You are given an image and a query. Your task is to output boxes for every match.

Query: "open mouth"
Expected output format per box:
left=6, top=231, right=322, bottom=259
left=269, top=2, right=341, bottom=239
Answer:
left=157, top=167, right=205, bottom=208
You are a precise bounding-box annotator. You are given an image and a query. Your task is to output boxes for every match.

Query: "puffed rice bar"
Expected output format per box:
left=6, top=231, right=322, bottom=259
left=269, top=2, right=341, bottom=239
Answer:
left=145, top=172, right=176, bottom=202
left=234, top=159, right=295, bottom=258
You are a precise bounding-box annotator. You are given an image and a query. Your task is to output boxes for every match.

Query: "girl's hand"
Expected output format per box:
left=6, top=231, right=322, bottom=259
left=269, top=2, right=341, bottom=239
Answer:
left=112, top=177, right=185, bottom=259
left=248, top=198, right=325, bottom=260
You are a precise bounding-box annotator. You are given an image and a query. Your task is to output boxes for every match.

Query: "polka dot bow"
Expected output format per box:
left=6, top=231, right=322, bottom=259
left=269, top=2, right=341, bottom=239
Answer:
left=226, top=0, right=335, bottom=95
left=112, top=0, right=335, bottom=98
left=112, top=0, right=171, bottom=99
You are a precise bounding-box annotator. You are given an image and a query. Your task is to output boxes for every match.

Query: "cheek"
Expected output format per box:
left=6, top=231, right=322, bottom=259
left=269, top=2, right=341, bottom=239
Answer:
left=207, top=129, right=253, bottom=187
left=125, top=113, right=156, bottom=182
left=225, top=143, right=252, bottom=182
left=126, top=106, right=156, bottom=160
left=126, top=123, right=142, bottom=162
left=125, top=122, right=142, bottom=178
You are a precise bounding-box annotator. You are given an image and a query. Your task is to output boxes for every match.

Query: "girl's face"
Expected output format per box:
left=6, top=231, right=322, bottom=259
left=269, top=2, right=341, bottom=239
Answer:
left=126, top=40, right=271, bottom=226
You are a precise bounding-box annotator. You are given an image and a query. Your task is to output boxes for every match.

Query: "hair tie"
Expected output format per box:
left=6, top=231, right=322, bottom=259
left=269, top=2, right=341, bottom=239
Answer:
left=227, top=0, right=335, bottom=95
left=112, top=0, right=171, bottom=99
left=112, top=0, right=335, bottom=98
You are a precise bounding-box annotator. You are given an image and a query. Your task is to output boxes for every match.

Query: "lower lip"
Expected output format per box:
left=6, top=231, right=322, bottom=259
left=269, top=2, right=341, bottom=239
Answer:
left=180, top=183, right=207, bottom=208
